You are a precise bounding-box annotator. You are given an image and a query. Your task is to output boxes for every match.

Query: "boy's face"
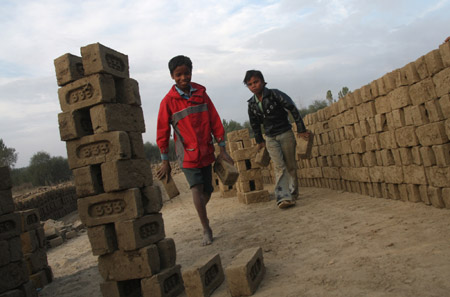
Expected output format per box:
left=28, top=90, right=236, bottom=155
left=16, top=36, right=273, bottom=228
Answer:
left=246, top=76, right=264, bottom=96
left=171, top=65, right=192, bottom=93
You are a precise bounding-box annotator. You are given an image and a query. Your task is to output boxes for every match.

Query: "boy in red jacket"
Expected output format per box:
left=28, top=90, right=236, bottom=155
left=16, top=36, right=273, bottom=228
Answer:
left=156, top=55, right=233, bottom=245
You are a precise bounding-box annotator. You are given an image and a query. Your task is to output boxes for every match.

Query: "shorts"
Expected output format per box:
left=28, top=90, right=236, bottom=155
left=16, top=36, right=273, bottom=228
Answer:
left=181, top=165, right=214, bottom=194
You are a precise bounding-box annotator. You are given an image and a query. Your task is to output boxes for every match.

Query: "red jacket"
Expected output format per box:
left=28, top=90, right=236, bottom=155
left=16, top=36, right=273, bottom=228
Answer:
left=157, top=82, right=225, bottom=168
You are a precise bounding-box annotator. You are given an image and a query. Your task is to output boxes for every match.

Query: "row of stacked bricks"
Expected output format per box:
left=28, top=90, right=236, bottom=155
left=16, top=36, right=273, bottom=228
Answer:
left=1, top=166, right=48, bottom=297
left=296, top=41, right=450, bottom=208
left=227, top=129, right=272, bottom=204
left=54, top=43, right=184, bottom=297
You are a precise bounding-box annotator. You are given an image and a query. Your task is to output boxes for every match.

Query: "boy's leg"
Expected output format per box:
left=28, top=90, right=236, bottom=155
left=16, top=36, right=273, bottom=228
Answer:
left=191, top=184, right=213, bottom=245
left=279, top=130, right=299, bottom=199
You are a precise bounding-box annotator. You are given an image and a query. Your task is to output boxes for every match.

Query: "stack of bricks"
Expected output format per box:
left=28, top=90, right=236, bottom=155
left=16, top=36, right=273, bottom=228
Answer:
left=0, top=166, right=38, bottom=297
left=213, top=144, right=237, bottom=198
left=54, top=43, right=184, bottom=297
left=297, top=42, right=450, bottom=208
left=19, top=209, right=53, bottom=290
left=227, top=129, right=270, bottom=204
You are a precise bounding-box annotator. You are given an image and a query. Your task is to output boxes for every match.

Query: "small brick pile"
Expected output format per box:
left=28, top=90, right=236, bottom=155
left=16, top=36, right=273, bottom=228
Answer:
left=54, top=43, right=184, bottom=297
left=296, top=42, right=450, bottom=207
left=0, top=166, right=39, bottom=297
left=213, top=144, right=237, bottom=198
left=227, top=129, right=271, bottom=204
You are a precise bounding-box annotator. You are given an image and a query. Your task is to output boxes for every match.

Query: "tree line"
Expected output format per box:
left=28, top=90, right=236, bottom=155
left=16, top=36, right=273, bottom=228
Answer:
left=1, top=97, right=333, bottom=188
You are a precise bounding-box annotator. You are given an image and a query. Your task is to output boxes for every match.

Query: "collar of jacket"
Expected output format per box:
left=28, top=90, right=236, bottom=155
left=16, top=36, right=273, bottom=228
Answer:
left=169, top=82, right=206, bottom=103
left=247, top=87, right=271, bottom=103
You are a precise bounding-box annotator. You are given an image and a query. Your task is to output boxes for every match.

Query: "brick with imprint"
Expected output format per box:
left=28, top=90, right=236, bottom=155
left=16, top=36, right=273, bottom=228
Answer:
left=225, top=247, right=265, bottom=297
left=81, top=43, right=129, bottom=78
left=115, top=213, right=165, bottom=251
left=90, top=103, right=146, bottom=134
left=87, top=224, right=117, bottom=256
left=182, top=253, right=224, bottom=297
left=141, top=264, right=184, bottom=297
left=66, top=131, right=131, bottom=169
left=58, top=73, right=115, bottom=112
left=73, top=165, right=103, bottom=198
left=0, top=212, right=21, bottom=240
left=98, top=244, right=160, bottom=281
left=54, top=53, right=84, bottom=86
left=58, top=109, right=93, bottom=141
left=0, top=260, right=29, bottom=292
left=116, top=78, right=141, bottom=106
left=77, top=188, right=144, bottom=227
left=18, top=209, right=40, bottom=232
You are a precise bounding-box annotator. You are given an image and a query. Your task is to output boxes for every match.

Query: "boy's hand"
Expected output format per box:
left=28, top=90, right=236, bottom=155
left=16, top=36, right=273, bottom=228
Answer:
left=257, top=142, right=265, bottom=150
left=156, top=160, right=171, bottom=182
left=218, top=147, right=234, bottom=165
left=298, top=131, right=311, bottom=141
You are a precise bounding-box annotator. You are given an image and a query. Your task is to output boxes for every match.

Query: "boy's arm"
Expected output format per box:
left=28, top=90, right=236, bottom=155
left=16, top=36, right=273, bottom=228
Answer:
left=156, top=98, right=172, bottom=180
left=248, top=103, right=264, bottom=144
left=273, top=89, right=307, bottom=133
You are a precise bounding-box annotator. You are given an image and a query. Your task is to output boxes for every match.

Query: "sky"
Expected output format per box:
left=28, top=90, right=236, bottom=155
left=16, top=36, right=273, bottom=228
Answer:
left=0, top=0, right=449, bottom=168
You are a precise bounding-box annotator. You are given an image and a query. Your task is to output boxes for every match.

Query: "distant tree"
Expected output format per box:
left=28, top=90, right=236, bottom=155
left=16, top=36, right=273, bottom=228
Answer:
left=144, top=140, right=176, bottom=164
left=326, top=90, right=334, bottom=105
left=27, top=151, right=71, bottom=186
left=242, top=121, right=255, bottom=138
left=222, top=119, right=245, bottom=138
left=0, top=139, right=18, bottom=168
left=338, top=86, right=350, bottom=99
left=298, top=99, right=329, bottom=117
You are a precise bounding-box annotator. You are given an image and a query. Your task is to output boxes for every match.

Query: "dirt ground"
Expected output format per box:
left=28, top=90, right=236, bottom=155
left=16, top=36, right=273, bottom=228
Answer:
left=38, top=173, right=450, bottom=297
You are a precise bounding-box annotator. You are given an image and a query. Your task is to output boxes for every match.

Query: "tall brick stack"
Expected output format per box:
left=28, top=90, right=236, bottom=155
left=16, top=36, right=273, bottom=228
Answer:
left=54, top=43, right=184, bottom=296
left=0, top=166, right=38, bottom=297
left=228, top=129, right=270, bottom=204
left=297, top=42, right=450, bottom=208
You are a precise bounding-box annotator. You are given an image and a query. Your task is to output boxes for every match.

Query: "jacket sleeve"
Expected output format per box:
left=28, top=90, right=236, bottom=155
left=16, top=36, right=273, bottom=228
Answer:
left=248, top=102, right=265, bottom=143
left=156, top=97, right=172, bottom=154
left=273, top=89, right=307, bottom=133
left=205, top=93, right=225, bottom=143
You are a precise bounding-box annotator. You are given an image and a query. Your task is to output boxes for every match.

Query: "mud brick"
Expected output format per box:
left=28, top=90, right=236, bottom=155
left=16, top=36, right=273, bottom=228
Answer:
left=156, top=238, right=176, bottom=270
left=388, top=86, right=410, bottom=110
left=54, top=53, right=84, bottom=86
left=418, top=185, right=431, bottom=204
left=379, top=131, right=397, bottom=149
left=367, top=117, right=377, bottom=134
left=344, top=108, right=359, bottom=125
left=391, top=149, right=402, bottom=166
left=98, top=244, right=160, bottom=281
left=392, top=109, right=406, bottom=128
left=428, top=187, right=445, bottom=208
left=236, top=179, right=263, bottom=193
left=73, top=165, right=103, bottom=198
left=81, top=43, right=129, bottom=78
left=362, top=151, right=377, bottom=167
left=20, top=230, right=39, bottom=254
left=29, top=270, right=49, bottom=290
left=183, top=253, right=224, bottom=297
left=359, top=84, right=372, bottom=102
left=213, top=158, right=239, bottom=186
left=432, top=143, right=450, bottom=167
left=409, top=78, right=437, bottom=106
left=0, top=189, right=15, bottom=215
left=380, top=150, right=395, bottom=166
left=343, top=125, right=355, bottom=140
left=254, top=147, right=270, bottom=167
left=90, top=103, right=145, bottom=134
left=48, top=236, right=64, bottom=248
left=439, top=41, right=450, bottom=67
left=387, top=183, right=401, bottom=200
left=443, top=188, right=450, bottom=209
left=115, top=78, right=141, bottom=106
left=115, top=213, right=165, bottom=251
left=87, top=224, right=117, bottom=256
left=159, top=175, right=180, bottom=199
left=140, top=264, right=184, bottom=297
left=447, top=119, right=450, bottom=140
left=0, top=237, right=22, bottom=266
left=238, top=169, right=262, bottom=183
left=0, top=261, right=28, bottom=292
left=225, top=247, right=265, bottom=297
left=235, top=159, right=257, bottom=171
left=231, top=147, right=256, bottom=162
left=369, top=166, right=384, bottom=183
left=23, top=249, right=48, bottom=274
left=352, top=88, right=362, bottom=106
left=403, top=106, right=415, bottom=126
left=409, top=105, right=429, bottom=126
left=435, top=68, right=450, bottom=98
left=406, top=184, right=421, bottom=202
left=0, top=213, right=21, bottom=240
left=66, top=131, right=131, bottom=169
left=416, top=121, right=448, bottom=146
left=128, top=132, right=145, bottom=159
left=237, top=190, right=270, bottom=204
left=425, top=166, right=450, bottom=187
left=364, top=134, right=380, bottom=151
left=357, top=101, right=377, bottom=119
left=397, top=184, right=408, bottom=201
left=141, top=185, right=163, bottom=214
left=374, top=113, right=387, bottom=132
left=100, top=279, right=142, bottom=297
left=359, top=120, right=370, bottom=136
left=227, top=129, right=250, bottom=142
left=421, top=146, right=437, bottom=167
left=35, top=227, right=46, bottom=248
left=0, top=166, right=12, bottom=190
left=398, top=148, right=413, bottom=165
left=414, top=56, right=429, bottom=80
left=403, top=165, right=427, bottom=184
left=58, top=73, right=115, bottom=112
left=425, top=99, right=445, bottom=123
left=337, top=96, right=348, bottom=113
left=439, top=94, right=450, bottom=118
left=395, top=126, right=418, bottom=147
left=350, top=138, right=365, bottom=153
left=18, top=209, right=40, bottom=232
left=371, top=182, right=382, bottom=198
left=322, top=167, right=340, bottom=180
left=58, top=109, right=93, bottom=141
left=424, top=49, right=444, bottom=75
left=101, top=159, right=153, bottom=192
left=403, top=62, right=421, bottom=85
left=383, top=71, right=397, bottom=93
left=77, top=188, right=144, bottom=227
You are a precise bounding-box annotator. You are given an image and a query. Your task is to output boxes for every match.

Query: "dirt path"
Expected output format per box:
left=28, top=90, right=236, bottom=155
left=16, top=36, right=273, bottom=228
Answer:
left=39, top=173, right=450, bottom=297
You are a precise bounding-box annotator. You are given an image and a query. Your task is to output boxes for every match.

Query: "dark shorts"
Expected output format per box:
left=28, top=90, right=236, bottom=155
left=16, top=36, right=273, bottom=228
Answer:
left=181, top=165, right=214, bottom=194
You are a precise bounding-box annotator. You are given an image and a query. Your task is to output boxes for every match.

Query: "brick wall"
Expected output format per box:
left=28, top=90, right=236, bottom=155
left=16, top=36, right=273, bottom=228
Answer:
left=296, top=42, right=450, bottom=208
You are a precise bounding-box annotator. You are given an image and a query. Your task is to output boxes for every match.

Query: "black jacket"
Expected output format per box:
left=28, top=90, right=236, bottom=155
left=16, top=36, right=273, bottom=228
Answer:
left=247, top=87, right=306, bottom=143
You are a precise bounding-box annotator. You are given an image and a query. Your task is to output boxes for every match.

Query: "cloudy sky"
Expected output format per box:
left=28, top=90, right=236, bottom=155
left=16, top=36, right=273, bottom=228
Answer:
left=1, top=0, right=449, bottom=167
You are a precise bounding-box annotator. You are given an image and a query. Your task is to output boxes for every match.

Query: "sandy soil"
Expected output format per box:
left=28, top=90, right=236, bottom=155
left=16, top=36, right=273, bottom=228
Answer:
left=39, top=173, right=450, bottom=297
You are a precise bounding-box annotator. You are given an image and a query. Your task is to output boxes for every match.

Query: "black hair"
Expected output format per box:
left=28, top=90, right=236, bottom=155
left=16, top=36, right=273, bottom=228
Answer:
left=168, top=55, right=193, bottom=75
left=243, top=70, right=265, bottom=85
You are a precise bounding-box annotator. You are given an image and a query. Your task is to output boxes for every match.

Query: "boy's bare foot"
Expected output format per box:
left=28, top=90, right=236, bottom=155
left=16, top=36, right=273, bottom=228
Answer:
left=202, top=228, right=213, bottom=246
